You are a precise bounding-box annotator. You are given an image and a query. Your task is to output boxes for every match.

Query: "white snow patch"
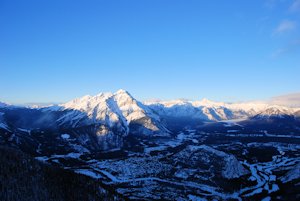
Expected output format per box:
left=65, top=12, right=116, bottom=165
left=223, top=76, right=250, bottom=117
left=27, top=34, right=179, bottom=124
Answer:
left=281, top=162, right=300, bottom=183
left=269, top=184, right=279, bottom=193
left=18, top=128, right=31, bottom=133
left=35, top=156, right=49, bottom=162
left=188, top=194, right=208, bottom=201
left=192, top=139, right=199, bottom=143
left=227, top=130, right=239, bottom=133
left=75, top=169, right=103, bottom=179
left=244, top=187, right=263, bottom=197
left=261, top=196, right=271, bottom=201
left=61, top=134, right=70, bottom=139
left=0, top=123, right=9, bottom=130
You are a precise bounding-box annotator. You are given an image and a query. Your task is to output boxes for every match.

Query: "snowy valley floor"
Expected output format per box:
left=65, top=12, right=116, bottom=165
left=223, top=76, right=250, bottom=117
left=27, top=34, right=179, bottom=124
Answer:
left=36, top=130, right=300, bottom=201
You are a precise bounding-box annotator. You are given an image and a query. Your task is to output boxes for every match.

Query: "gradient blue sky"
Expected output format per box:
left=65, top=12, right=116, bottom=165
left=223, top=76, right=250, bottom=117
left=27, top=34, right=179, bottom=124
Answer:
left=1, top=0, right=300, bottom=104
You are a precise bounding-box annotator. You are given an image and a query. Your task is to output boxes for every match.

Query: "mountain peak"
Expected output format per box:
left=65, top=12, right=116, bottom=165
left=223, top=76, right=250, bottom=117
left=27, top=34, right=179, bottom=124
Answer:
left=114, top=89, right=134, bottom=101
left=193, top=98, right=225, bottom=108
left=115, top=89, right=129, bottom=94
left=200, top=98, right=215, bottom=104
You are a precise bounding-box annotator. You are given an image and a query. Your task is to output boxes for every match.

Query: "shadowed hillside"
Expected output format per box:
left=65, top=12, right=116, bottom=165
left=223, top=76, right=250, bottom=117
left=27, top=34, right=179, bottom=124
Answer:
left=0, top=146, right=123, bottom=201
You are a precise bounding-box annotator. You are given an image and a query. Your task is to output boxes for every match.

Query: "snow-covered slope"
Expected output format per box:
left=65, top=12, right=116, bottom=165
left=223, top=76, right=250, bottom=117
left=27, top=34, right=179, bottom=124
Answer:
left=59, top=92, right=127, bottom=128
left=281, top=162, right=300, bottom=183
left=56, top=89, right=169, bottom=136
left=252, top=105, right=296, bottom=119
left=146, top=100, right=209, bottom=120
left=145, top=98, right=300, bottom=122
left=0, top=112, right=9, bottom=131
left=114, top=90, right=169, bottom=135
left=145, top=99, right=246, bottom=122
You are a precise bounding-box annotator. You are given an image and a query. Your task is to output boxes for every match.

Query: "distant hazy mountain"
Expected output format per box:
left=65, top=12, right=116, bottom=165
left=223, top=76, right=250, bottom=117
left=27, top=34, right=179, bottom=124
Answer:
left=145, top=97, right=299, bottom=122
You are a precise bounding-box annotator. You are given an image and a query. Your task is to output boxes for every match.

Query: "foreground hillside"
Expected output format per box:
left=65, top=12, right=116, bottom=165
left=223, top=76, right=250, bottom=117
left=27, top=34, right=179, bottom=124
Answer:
left=0, top=146, right=123, bottom=201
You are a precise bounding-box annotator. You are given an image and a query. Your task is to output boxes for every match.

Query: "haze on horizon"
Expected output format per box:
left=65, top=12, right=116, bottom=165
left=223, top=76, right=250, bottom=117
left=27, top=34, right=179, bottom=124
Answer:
left=0, top=0, right=299, bottom=104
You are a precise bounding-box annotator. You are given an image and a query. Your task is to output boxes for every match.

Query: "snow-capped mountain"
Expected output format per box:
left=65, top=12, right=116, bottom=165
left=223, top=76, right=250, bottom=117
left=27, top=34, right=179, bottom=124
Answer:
left=1, top=90, right=300, bottom=201
left=146, top=100, right=209, bottom=120
left=252, top=105, right=296, bottom=119
left=145, top=98, right=300, bottom=122
left=56, top=89, right=169, bottom=136
left=1, top=90, right=300, bottom=152
left=145, top=99, right=235, bottom=122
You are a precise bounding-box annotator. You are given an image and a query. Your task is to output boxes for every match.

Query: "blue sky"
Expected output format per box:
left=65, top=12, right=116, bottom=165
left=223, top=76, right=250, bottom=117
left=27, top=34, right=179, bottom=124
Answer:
left=0, top=0, right=300, bottom=104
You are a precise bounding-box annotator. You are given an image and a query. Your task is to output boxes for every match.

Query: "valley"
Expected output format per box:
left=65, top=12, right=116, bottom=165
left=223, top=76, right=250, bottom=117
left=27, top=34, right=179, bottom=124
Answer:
left=34, top=130, right=300, bottom=200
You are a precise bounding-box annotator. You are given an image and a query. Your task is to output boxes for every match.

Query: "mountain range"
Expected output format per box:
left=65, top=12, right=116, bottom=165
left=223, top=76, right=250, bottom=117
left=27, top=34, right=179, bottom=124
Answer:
left=1, top=90, right=300, bottom=200
left=1, top=89, right=300, bottom=152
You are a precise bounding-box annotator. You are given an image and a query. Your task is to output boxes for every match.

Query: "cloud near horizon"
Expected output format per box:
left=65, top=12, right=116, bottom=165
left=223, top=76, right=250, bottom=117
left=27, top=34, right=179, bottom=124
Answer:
left=270, top=93, right=300, bottom=107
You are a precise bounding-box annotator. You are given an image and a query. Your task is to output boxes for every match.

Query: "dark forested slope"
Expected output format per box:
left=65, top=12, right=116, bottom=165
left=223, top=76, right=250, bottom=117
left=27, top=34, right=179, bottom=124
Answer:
left=0, top=146, right=123, bottom=201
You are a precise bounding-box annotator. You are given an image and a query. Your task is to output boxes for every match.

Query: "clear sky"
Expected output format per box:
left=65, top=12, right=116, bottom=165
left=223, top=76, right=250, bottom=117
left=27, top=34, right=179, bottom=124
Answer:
left=0, top=0, right=300, bottom=104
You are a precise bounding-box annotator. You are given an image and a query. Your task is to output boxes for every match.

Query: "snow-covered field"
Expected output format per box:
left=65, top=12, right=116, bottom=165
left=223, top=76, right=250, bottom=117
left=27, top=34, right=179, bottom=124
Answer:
left=34, top=130, right=300, bottom=200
